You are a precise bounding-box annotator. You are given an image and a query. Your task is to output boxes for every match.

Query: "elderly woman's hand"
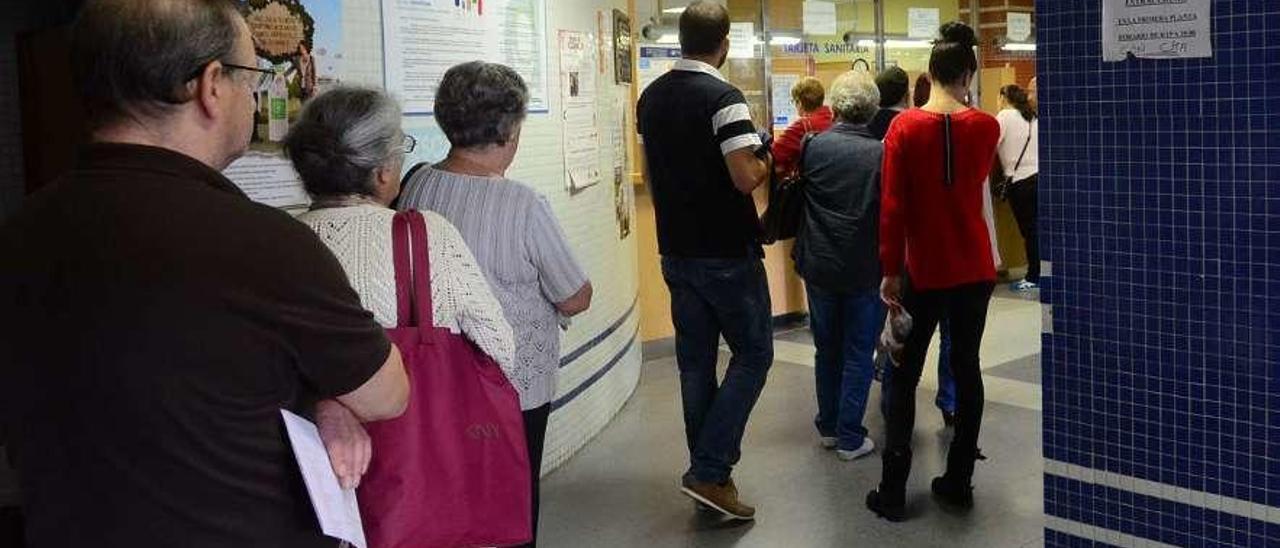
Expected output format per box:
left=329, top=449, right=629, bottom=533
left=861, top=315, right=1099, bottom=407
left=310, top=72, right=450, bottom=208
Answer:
left=315, top=399, right=371, bottom=490
left=880, top=275, right=903, bottom=309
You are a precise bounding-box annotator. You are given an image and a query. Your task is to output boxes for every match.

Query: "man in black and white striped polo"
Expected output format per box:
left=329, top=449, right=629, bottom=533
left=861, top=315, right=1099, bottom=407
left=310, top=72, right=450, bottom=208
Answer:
left=635, top=0, right=775, bottom=522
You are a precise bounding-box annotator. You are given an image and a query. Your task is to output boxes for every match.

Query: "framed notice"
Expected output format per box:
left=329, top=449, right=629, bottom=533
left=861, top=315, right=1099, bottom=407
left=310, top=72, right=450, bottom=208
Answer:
left=613, top=9, right=633, bottom=85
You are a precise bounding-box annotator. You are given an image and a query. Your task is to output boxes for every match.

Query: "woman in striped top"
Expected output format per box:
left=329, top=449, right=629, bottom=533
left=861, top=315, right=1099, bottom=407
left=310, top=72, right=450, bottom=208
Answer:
left=398, top=61, right=592, bottom=548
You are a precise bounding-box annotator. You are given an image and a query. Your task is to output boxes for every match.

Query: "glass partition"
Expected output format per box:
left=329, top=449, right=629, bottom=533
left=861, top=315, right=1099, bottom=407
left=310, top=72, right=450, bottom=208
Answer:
left=879, top=0, right=961, bottom=92
left=635, top=0, right=970, bottom=130
left=765, top=0, right=879, bottom=130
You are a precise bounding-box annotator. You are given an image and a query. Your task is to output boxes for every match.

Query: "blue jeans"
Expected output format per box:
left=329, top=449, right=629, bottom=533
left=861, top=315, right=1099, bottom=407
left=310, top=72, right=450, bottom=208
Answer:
left=880, top=318, right=957, bottom=417
left=807, top=284, right=883, bottom=451
left=661, top=255, right=774, bottom=485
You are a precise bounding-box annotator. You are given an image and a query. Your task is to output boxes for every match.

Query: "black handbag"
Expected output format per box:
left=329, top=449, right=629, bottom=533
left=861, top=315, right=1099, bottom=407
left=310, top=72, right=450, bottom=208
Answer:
left=761, top=132, right=815, bottom=244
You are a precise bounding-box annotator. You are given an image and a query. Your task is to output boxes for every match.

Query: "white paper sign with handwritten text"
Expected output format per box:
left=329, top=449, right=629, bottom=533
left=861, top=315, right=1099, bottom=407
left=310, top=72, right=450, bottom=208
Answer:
left=1103, top=0, right=1211, bottom=62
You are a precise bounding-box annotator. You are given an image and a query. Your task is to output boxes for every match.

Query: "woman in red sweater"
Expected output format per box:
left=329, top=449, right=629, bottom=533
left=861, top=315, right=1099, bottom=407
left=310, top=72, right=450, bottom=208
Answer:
left=866, top=21, right=1000, bottom=522
left=771, top=77, right=834, bottom=177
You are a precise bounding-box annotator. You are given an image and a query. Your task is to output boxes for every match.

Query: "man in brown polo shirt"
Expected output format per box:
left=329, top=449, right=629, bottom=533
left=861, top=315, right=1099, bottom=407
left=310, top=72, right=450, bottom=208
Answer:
left=0, top=1, right=407, bottom=546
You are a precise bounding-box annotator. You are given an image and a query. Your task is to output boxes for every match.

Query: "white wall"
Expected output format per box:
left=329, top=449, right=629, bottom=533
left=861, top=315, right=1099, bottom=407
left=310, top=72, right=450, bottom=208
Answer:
left=342, top=0, right=643, bottom=474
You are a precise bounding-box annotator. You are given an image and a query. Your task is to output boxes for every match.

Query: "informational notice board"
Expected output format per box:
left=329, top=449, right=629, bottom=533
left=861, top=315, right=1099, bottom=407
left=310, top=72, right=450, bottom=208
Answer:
left=382, top=0, right=549, bottom=115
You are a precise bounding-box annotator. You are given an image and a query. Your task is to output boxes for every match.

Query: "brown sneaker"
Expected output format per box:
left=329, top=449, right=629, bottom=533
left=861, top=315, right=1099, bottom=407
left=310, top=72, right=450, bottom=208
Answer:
left=681, top=477, right=756, bottom=520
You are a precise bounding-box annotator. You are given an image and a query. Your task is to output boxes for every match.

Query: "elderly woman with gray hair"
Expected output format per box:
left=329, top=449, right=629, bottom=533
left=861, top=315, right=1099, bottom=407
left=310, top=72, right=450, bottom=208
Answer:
left=398, top=61, right=592, bottom=548
left=284, top=86, right=518, bottom=482
left=792, top=70, right=885, bottom=463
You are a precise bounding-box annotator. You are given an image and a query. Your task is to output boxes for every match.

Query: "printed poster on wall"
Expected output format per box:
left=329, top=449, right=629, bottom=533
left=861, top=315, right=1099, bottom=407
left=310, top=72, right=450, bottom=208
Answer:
left=771, top=74, right=799, bottom=130
left=803, top=1, right=838, bottom=36
left=636, top=46, right=681, bottom=94
left=382, top=0, right=549, bottom=115
left=727, top=22, right=755, bottom=59
left=224, top=0, right=344, bottom=210
left=907, top=7, right=940, bottom=39
left=613, top=96, right=633, bottom=240
left=1102, top=0, right=1211, bottom=61
left=560, top=30, right=602, bottom=192
left=1007, top=11, right=1032, bottom=42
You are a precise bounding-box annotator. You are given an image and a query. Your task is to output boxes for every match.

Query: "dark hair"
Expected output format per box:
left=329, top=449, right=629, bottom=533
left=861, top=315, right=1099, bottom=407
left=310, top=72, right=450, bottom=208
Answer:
left=71, top=0, right=243, bottom=126
left=875, top=66, right=909, bottom=108
left=679, top=1, right=730, bottom=56
left=284, top=87, right=403, bottom=198
left=435, top=61, right=528, bottom=149
left=1000, top=84, right=1037, bottom=121
left=912, top=73, right=931, bottom=108
left=928, top=21, right=978, bottom=86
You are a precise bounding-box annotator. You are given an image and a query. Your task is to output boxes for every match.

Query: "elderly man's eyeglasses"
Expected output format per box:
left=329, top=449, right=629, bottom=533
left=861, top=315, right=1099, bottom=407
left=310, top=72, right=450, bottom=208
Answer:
left=223, top=63, right=276, bottom=90
left=187, top=61, right=275, bottom=91
left=401, top=134, right=417, bottom=154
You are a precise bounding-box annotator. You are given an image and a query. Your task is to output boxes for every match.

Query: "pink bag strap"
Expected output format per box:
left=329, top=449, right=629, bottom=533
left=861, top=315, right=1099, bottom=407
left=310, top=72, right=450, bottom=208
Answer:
left=391, top=211, right=436, bottom=342
left=392, top=212, right=411, bottom=327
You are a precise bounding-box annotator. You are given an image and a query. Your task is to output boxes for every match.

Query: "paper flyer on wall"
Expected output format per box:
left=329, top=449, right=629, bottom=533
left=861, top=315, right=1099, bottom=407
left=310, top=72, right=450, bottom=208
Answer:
left=1102, top=0, right=1211, bottom=62
left=1007, top=11, right=1032, bottom=42
left=727, top=22, right=755, bottom=59
left=224, top=0, right=344, bottom=210
left=611, top=96, right=632, bottom=239
left=771, top=74, right=800, bottom=130
left=382, top=0, right=549, bottom=115
left=803, top=1, right=838, bottom=36
left=560, top=30, right=602, bottom=192
left=907, top=7, right=940, bottom=39
left=636, top=46, right=681, bottom=94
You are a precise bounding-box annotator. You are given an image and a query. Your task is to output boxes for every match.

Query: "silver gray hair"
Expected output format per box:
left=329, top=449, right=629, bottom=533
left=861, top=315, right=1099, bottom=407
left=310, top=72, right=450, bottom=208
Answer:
left=284, top=86, right=404, bottom=197
left=828, top=71, right=881, bottom=125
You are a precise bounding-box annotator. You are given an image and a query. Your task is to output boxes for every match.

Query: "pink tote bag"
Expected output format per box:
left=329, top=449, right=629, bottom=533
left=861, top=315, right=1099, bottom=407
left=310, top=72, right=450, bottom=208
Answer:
left=357, top=211, right=531, bottom=548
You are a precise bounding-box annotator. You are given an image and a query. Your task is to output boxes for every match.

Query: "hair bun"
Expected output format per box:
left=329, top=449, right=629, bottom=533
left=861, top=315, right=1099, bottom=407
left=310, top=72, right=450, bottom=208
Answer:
left=938, top=21, right=977, bottom=49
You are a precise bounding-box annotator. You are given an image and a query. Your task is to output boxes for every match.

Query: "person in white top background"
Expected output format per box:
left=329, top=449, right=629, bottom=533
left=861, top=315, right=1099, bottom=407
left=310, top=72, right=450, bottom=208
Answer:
left=283, top=86, right=518, bottom=496
left=996, top=84, right=1040, bottom=291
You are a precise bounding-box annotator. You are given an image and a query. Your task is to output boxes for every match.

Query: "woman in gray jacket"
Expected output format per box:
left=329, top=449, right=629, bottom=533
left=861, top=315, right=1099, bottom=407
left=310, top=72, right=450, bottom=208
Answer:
left=793, top=70, right=885, bottom=462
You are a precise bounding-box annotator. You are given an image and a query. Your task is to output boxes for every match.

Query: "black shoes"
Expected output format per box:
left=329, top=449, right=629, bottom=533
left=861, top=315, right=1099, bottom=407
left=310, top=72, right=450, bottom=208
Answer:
left=867, top=479, right=974, bottom=522
left=931, top=476, right=974, bottom=508
left=865, top=489, right=906, bottom=522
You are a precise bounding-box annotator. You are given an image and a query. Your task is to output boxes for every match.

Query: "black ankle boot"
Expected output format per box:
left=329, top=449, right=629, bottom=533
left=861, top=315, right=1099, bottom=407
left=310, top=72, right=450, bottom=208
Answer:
left=865, top=488, right=906, bottom=521
left=931, top=476, right=974, bottom=508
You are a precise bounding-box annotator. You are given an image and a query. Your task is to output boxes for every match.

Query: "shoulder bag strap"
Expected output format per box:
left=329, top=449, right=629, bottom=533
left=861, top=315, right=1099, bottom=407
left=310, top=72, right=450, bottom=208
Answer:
left=1011, top=119, right=1033, bottom=177
left=401, top=162, right=429, bottom=186
left=406, top=211, right=436, bottom=342
left=392, top=211, right=413, bottom=328
left=797, top=132, right=815, bottom=179
left=391, top=211, right=437, bottom=343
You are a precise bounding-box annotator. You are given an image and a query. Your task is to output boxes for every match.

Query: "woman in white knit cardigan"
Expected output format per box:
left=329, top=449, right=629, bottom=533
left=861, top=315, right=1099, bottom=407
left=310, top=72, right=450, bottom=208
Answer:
left=282, top=86, right=517, bottom=487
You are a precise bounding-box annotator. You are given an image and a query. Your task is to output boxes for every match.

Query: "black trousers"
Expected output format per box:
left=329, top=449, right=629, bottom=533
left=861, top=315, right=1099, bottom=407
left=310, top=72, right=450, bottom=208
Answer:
left=879, top=281, right=994, bottom=500
left=518, top=404, right=550, bottom=548
left=1006, top=175, right=1040, bottom=283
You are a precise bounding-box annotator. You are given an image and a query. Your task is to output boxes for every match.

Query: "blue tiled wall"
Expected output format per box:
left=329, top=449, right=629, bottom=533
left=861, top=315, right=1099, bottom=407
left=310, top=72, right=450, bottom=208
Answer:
left=1039, top=1, right=1279, bottom=546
